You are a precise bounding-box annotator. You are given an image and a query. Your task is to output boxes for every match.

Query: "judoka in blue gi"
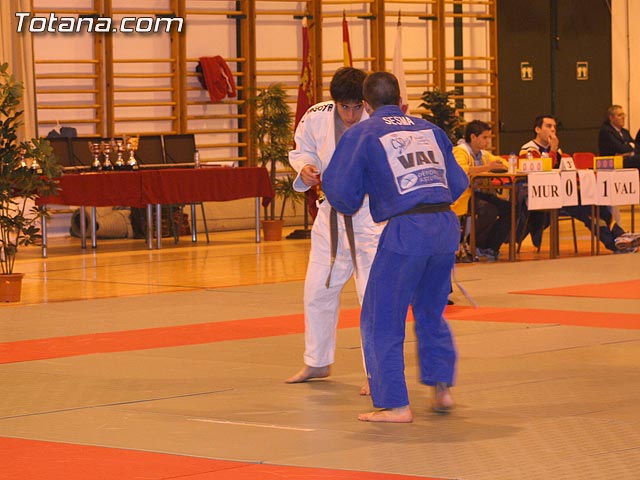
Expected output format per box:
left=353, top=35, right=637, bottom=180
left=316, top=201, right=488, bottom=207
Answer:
left=323, top=72, right=469, bottom=423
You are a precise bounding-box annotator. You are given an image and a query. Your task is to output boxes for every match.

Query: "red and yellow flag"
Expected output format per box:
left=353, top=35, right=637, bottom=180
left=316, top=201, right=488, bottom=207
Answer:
left=294, top=17, right=315, bottom=129
left=342, top=13, right=353, bottom=67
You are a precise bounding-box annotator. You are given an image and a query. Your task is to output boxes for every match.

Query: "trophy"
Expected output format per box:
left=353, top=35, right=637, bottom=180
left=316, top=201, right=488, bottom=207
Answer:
left=113, top=138, right=126, bottom=171
left=100, top=140, right=114, bottom=171
left=18, top=148, right=28, bottom=169
left=88, top=141, right=102, bottom=171
left=125, top=136, right=139, bottom=170
left=29, top=150, right=42, bottom=174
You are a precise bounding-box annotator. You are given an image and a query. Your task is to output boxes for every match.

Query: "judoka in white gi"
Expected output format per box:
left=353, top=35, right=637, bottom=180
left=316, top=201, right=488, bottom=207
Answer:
left=323, top=72, right=469, bottom=422
left=286, top=67, right=385, bottom=394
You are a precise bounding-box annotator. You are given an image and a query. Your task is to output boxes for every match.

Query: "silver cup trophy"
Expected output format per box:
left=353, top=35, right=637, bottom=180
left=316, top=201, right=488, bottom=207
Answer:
left=89, top=141, right=102, bottom=171
left=18, top=148, right=28, bottom=169
left=100, top=140, right=114, bottom=171
left=125, top=136, right=139, bottom=170
left=113, top=138, right=126, bottom=171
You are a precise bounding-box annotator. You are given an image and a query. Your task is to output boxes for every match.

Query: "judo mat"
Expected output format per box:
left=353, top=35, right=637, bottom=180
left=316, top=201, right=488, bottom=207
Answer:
left=511, top=279, right=640, bottom=300
left=3, top=231, right=640, bottom=480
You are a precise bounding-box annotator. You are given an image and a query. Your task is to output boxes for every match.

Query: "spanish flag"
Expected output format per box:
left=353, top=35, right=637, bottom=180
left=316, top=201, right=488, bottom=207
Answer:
left=342, top=12, right=353, bottom=67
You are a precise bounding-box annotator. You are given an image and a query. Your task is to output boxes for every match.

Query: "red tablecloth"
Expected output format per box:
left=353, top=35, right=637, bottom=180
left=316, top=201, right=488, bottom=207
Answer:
left=39, top=167, right=274, bottom=208
left=39, top=171, right=145, bottom=207
left=140, top=167, right=274, bottom=204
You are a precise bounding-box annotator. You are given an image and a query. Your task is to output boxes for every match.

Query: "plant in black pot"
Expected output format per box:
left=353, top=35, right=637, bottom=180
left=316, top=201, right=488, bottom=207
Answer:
left=252, top=83, right=304, bottom=240
left=419, top=88, right=465, bottom=144
left=0, top=62, right=61, bottom=301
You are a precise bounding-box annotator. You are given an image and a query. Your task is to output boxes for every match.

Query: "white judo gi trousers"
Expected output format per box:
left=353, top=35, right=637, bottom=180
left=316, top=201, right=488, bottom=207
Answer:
left=303, top=199, right=383, bottom=368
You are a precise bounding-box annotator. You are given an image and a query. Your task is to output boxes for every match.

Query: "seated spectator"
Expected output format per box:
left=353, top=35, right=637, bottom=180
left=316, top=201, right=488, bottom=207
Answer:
left=516, top=115, right=561, bottom=247
left=521, top=115, right=639, bottom=253
left=452, top=120, right=510, bottom=261
left=598, top=105, right=640, bottom=169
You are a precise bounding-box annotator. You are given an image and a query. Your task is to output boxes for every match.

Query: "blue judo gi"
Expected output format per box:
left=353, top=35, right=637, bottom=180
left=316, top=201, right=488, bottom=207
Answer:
left=323, top=105, right=468, bottom=409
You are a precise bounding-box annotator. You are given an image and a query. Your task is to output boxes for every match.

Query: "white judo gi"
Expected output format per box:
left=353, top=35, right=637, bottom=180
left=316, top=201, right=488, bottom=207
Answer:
left=289, top=101, right=385, bottom=368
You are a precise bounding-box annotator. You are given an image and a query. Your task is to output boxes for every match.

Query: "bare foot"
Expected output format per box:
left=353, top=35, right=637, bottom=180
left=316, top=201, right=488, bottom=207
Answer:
left=358, top=406, right=413, bottom=423
left=432, top=382, right=454, bottom=413
left=359, top=380, right=371, bottom=396
left=285, top=365, right=330, bottom=383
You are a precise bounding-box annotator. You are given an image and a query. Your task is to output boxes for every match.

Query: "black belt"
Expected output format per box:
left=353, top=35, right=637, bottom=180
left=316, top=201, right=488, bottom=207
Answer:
left=325, top=207, right=358, bottom=288
left=397, top=203, right=451, bottom=216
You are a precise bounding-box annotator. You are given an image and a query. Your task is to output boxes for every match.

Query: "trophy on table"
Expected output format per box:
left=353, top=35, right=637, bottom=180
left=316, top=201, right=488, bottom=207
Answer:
left=88, top=141, right=102, bottom=171
left=113, top=138, right=126, bottom=171
left=100, top=140, right=114, bottom=171
left=29, top=147, right=42, bottom=174
left=18, top=148, right=28, bottom=169
left=125, top=136, right=139, bottom=170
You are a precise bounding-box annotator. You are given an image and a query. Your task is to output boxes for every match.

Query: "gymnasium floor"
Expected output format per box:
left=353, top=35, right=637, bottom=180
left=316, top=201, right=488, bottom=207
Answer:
left=1, top=214, right=639, bottom=480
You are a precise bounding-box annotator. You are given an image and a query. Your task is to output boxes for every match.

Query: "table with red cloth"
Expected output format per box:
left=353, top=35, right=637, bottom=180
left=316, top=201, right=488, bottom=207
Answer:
left=38, top=167, right=274, bottom=255
left=42, top=170, right=146, bottom=207
left=139, top=167, right=274, bottom=248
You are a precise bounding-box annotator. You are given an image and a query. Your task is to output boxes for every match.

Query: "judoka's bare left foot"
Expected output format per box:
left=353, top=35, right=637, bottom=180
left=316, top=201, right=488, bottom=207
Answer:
left=358, top=406, right=413, bottom=423
left=432, top=382, right=454, bottom=414
left=285, top=365, right=330, bottom=383
left=359, top=380, right=370, bottom=396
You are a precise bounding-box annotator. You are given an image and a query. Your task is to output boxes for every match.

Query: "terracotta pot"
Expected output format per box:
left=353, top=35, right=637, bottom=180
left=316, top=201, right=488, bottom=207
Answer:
left=0, top=273, right=25, bottom=303
left=261, top=219, right=284, bottom=241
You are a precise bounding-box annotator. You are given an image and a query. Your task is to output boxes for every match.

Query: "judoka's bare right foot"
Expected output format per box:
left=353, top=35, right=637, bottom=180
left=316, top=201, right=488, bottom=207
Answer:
left=285, top=365, right=330, bottom=383
left=358, top=406, right=413, bottom=423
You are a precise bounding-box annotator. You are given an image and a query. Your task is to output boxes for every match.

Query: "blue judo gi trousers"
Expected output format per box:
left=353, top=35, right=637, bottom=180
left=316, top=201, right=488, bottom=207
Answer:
left=361, top=210, right=459, bottom=409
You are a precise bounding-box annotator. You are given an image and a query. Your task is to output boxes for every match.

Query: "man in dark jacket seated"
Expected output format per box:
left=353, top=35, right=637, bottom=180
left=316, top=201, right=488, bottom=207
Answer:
left=598, top=105, right=640, bottom=169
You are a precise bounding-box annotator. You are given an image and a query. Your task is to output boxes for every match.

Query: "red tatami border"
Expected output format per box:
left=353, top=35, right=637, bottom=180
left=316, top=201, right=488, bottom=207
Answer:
left=2, top=306, right=639, bottom=365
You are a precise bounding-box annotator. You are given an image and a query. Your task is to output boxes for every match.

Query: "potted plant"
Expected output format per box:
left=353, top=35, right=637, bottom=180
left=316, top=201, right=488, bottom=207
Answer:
left=419, top=88, right=465, bottom=144
left=252, top=83, right=304, bottom=241
left=0, top=62, right=60, bottom=302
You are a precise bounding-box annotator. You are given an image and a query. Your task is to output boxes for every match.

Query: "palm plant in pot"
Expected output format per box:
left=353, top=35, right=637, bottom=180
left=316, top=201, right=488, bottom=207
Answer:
left=252, top=83, right=304, bottom=240
left=0, top=62, right=60, bottom=301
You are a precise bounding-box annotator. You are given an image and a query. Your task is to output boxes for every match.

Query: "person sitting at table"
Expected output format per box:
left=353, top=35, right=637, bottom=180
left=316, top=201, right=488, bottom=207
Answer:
left=598, top=105, right=640, bottom=169
left=520, top=115, right=638, bottom=253
left=452, top=120, right=510, bottom=262
left=516, top=115, right=564, bottom=248
left=519, top=114, right=564, bottom=167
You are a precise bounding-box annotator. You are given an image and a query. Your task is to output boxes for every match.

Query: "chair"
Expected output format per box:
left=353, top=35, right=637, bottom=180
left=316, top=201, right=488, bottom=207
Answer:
left=557, top=211, right=578, bottom=254
left=456, top=214, right=475, bottom=263
left=70, top=136, right=102, bottom=168
left=572, top=152, right=595, bottom=169
left=544, top=152, right=598, bottom=254
left=163, top=133, right=196, bottom=165
left=161, top=134, right=210, bottom=243
left=48, top=137, right=74, bottom=169
left=41, top=137, right=77, bottom=247
left=135, top=135, right=165, bottom=167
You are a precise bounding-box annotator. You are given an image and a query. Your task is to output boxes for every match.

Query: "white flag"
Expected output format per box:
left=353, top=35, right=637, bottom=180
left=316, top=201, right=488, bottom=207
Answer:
left=392, top=21, right=409, bottom=113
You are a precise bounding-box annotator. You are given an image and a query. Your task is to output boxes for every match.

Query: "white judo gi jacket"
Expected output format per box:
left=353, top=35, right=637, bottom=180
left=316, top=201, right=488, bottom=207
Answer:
left=289, top=100, right=384, bottom=368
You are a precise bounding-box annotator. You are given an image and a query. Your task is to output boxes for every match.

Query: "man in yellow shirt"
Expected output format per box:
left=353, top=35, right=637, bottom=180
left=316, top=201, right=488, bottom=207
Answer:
left=452, top=120, right=509, bottom=261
